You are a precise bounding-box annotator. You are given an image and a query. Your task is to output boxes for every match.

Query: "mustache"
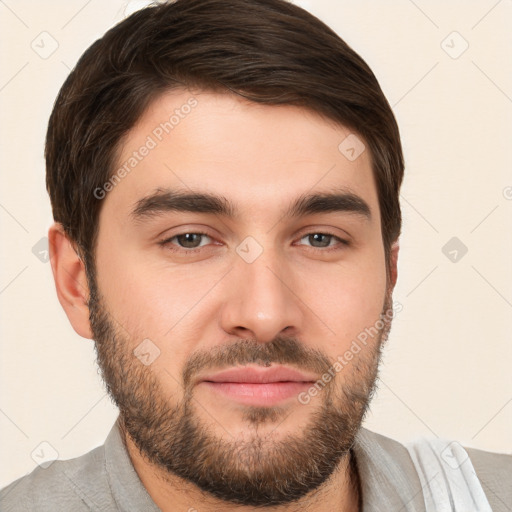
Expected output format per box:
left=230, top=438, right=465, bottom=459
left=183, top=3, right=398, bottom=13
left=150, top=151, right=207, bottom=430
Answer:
left=182, top=336, right=333, bottom=388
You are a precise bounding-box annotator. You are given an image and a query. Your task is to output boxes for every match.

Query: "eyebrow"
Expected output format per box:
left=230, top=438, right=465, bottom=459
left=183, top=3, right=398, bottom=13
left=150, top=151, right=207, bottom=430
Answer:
left=131, top=187, right=371, bottom=222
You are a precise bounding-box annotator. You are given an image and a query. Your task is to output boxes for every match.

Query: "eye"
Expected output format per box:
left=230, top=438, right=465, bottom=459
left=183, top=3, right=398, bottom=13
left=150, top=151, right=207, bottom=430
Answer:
left=297, top=232, right=348, bottom=251
left=158, top=230, right=349, bottom=255
left=160, top=232, right=213, bottom=251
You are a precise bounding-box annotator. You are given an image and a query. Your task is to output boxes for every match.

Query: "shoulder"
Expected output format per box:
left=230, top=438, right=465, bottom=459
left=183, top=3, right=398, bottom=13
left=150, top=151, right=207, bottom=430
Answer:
left=465, top=445, right=512, bottom=511
left=0, top=444, right=116, bottom=512
left=353, top=428, right=427, bottom=511
left=355, top=428, right=512, bottom=512
left=355, top=427, right=415, bottom=464
left=405, top=433, right=511, bottom=512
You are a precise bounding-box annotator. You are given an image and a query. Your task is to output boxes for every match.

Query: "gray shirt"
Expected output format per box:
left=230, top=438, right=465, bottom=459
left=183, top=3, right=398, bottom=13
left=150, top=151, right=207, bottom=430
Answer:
left=1, top=418, right=510, bottom=511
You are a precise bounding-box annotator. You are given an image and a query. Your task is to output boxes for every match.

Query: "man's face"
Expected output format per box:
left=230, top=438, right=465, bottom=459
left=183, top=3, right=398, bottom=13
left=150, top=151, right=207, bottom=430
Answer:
left=88, top=90, right=394, bottom=506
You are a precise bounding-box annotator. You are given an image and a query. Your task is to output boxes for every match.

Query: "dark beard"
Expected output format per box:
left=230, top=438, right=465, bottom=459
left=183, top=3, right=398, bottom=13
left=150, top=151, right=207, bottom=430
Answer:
left=88, top=275, right=391, bottom=507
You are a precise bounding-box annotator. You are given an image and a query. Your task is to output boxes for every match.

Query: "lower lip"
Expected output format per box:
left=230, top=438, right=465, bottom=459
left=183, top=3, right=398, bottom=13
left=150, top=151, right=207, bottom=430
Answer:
left=200, top=381, right=313, bottom=406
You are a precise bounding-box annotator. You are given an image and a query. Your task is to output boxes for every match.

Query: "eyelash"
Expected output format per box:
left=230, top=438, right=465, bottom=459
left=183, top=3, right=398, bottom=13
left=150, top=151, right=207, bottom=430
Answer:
left=158, top=231, right=349, bottom=255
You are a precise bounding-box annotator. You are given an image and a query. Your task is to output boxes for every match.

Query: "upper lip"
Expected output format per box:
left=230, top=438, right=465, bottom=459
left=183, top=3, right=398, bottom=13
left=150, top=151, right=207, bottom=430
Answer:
left=198, top=365, right=318, bottom=384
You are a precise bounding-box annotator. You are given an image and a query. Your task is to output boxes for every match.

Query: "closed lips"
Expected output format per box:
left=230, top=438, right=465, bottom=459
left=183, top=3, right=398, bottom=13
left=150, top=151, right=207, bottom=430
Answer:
left=199, top=365, right=318, bottom=384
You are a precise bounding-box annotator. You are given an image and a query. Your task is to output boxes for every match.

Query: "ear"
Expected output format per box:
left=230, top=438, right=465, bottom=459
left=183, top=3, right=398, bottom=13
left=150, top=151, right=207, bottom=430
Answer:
left=388, top=240, right=399, bottom=290
left=48, top=223, right=93, bottom=339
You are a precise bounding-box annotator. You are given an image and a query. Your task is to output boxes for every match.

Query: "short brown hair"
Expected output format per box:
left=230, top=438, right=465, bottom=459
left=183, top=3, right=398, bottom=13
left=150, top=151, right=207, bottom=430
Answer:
left=46, top=0, right=404, bottom=270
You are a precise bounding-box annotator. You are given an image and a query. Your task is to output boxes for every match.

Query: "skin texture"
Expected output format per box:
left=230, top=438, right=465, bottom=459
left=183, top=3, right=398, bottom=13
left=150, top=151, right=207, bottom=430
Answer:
left=49, top=90, right=399, bottom=512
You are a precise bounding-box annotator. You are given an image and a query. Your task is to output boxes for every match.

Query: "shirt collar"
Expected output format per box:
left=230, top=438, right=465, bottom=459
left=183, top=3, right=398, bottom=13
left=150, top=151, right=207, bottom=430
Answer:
left=352, top=427, right=426, bottom=511
left=104, top=418, right=161, bottom=511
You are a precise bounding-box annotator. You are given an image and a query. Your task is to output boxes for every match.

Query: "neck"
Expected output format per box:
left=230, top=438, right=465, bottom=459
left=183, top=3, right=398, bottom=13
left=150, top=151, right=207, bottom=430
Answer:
left=122, top=431, right=361, bottom=512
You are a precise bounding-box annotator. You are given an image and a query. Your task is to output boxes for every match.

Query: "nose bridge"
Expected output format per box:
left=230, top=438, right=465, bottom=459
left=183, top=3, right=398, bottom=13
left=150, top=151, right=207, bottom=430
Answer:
left=220, top=241, right=302, bottom=343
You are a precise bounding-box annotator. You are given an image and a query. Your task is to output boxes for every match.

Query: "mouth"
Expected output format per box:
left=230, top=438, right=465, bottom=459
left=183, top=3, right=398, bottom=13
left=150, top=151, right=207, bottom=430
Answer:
left=197, top=365, right=318, bottom=406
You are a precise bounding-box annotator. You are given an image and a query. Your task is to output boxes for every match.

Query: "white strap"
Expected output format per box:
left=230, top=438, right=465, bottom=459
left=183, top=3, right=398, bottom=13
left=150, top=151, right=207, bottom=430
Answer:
left=405, top=438, right=492, bottom=512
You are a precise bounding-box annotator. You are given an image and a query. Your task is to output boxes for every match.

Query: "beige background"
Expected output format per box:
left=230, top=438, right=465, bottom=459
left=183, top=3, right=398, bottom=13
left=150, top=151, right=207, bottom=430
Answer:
left=1, top=0, right=511, bottom=488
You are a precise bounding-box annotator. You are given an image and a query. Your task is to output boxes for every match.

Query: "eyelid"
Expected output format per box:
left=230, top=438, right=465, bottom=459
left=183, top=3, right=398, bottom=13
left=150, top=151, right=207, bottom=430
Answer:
left=158, top=230, right=214, bottom=249
left=294, top=231, right=350, bottom=251
left=294, top=225, right=351, bottom=244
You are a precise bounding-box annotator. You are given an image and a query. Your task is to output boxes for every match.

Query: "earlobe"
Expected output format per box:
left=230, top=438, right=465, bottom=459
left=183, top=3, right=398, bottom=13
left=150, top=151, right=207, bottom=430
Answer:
left=48, top=223, right=93, bottom=339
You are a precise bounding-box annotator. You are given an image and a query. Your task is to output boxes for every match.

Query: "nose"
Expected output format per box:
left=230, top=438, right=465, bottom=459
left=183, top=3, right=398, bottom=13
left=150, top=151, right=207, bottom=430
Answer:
left=219, top=247, right=304, bottom=344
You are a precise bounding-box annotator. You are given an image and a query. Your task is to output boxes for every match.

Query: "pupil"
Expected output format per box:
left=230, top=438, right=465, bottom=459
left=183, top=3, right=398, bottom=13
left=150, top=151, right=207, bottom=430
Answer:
left=310, top=233, right=330, bottom=247
left=179, top=233, right=201, bottom=248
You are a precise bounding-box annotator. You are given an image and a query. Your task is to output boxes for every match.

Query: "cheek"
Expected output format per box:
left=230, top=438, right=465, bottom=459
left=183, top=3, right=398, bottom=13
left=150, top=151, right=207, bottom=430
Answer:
left=93, top=255, right=202, bottom=385
left=94, top=240, right=219, bottom=351
left=302, top=254, right=387, bottom=349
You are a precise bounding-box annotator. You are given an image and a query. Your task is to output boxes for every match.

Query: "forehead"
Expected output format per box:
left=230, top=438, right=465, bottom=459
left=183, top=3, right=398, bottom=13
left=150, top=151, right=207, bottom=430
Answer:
left=103, top=89, right=379, bottom=224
